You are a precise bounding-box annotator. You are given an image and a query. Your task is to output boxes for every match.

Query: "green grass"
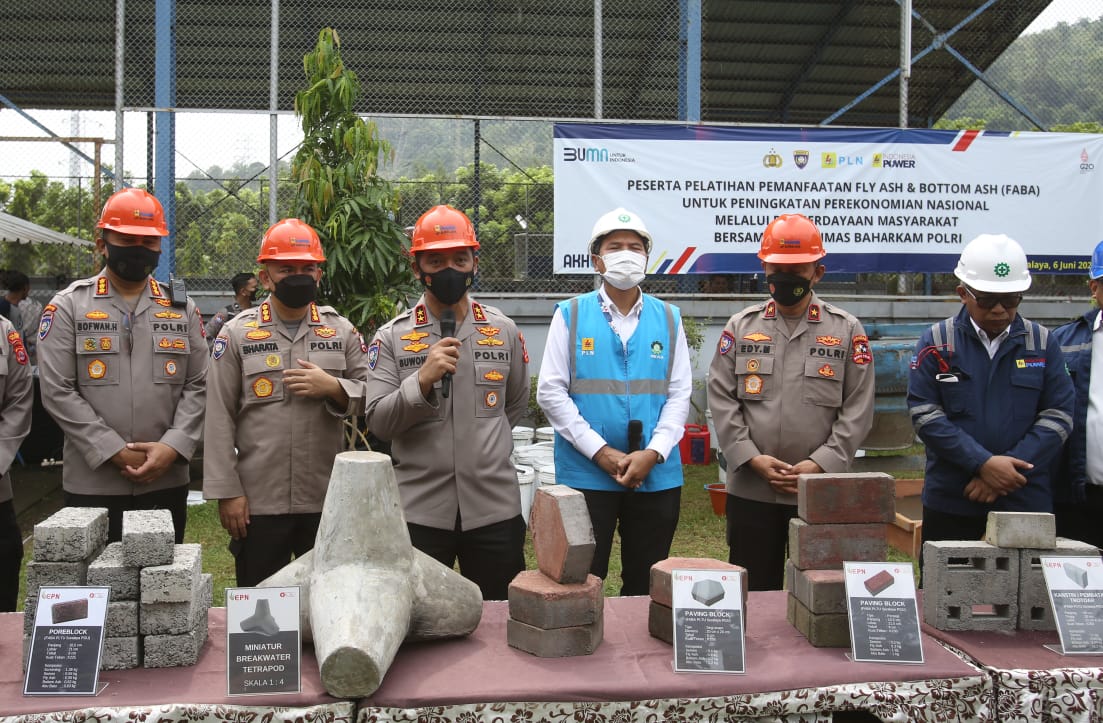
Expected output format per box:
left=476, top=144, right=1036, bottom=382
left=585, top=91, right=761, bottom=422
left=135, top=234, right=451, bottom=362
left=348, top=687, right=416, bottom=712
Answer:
left=19, top=461, right=919, bottom=607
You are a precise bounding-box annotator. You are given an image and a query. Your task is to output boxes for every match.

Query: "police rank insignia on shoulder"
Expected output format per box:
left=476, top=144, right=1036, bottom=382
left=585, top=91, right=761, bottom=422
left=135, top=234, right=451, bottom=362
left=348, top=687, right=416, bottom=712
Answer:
left=471, top=302, right=487, bottom=323
left=718, top=331, right=734, bottom=355
left=414, top=305, right=429, bottom=327
left=7, top=331, right=28, bottom=366
left=763, top=301, right=777, bottom=319
left=807, top=304, right=821, bottom=322
left=519, top=331, right=529, bottom=364
left=212, top=337, right=228, bottom=360
left=358, top=332, right=368, bottom=354
left=851, top=335, right=872, bottom=365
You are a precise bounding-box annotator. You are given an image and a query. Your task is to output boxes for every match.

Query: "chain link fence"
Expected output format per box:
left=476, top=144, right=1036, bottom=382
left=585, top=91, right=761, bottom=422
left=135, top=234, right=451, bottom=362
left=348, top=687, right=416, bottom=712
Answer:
left=1, top=1, right=1100, bottom=302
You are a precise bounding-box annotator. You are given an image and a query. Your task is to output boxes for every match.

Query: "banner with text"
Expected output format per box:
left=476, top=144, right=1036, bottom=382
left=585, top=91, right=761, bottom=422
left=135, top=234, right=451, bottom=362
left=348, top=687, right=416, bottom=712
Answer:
left=553, top=124, right=1103, bottom=275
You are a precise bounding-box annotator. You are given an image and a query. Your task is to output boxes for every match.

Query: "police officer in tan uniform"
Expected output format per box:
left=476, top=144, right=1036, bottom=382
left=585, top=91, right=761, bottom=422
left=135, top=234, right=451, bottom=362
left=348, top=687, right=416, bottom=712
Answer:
left=366, top=205, right=529, bottom=601
left=203, top=218, right=370, bottom=587
left=0, top=315, right=33, bottom=611
left=707, top=214, right=875, bottom=590
left=37, top=189, right=208, bottom=543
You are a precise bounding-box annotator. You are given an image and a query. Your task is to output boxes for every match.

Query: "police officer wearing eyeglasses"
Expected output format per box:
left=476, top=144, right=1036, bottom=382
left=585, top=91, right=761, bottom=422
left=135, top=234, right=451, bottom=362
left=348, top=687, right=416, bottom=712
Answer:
left=907, top=234, right=1074, bottom=558
left=37, top=189, right=209, bottom=542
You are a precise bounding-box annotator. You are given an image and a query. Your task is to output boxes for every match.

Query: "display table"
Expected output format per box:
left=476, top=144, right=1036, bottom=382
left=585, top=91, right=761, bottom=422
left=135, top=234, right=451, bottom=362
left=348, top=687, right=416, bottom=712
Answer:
left=924, top=625, right=1103, bottom=722
left=361, top=592, right=989, bottom=722
left=0, top=609, right=351, bottom=723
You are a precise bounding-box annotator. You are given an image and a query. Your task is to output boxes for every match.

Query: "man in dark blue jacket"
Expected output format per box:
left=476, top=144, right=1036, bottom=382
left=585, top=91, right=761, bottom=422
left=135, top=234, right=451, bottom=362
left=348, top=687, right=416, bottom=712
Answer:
left=908, top=234, right=1074, bottom=553
left=1052, top=240, right=1103, bottom=547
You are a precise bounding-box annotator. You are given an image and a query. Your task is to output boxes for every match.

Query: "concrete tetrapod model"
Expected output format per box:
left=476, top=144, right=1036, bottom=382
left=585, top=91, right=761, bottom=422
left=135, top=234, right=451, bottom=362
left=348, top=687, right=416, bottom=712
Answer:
left=268, top=451, right=483, bottom=699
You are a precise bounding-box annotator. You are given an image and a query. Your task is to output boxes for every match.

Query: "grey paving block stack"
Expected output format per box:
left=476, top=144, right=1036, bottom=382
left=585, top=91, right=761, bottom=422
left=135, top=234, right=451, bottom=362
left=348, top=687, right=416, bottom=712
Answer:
left=23, top=507, right=213, bottom=672
left=924, top=512, right=1101, bottom=633
left=785, top=473, right=894, bottom=648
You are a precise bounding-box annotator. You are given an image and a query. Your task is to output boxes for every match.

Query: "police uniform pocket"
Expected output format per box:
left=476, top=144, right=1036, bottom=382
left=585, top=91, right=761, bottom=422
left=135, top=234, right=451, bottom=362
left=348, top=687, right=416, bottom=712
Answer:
left=474, top=361, right=506, bottom=418
left=242, top=354, right=285, bottom=405
left=802, top=357, right=843, bottom=407
left=76, top=333, right=120, bottom=386
left=735, top=354, right=774, bottom=401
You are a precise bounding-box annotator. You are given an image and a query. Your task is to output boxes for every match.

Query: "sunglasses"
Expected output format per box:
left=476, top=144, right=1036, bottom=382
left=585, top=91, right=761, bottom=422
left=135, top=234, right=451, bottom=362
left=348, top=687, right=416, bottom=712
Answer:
left=963, top=286, right=1023, bottom=310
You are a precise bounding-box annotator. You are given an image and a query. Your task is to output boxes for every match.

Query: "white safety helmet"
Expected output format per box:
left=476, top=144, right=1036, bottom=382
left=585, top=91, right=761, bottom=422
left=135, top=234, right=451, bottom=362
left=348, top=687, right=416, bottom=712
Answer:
left=589, top=207, right=653, bottom=255
left=953, top=233, right=1032, bottom=293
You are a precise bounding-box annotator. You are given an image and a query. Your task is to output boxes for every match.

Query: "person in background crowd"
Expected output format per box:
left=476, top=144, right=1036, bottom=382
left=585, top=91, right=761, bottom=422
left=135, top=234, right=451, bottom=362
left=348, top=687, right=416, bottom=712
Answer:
left=0, top=312, right=32, bottom=611
left=203, top=219, right=370, bottom=587
left=204, top=272, right=259, bottom=347
left=0, top=271, right=24, bottom=333
left=537, top=207, right=690, bottom=596
left=365, top=205, right=529, bottom=601
left=2, top=270, right=41, bottom=364
left=907, top=234, right=1074, bottom=559
left=1052, top=239, right=1103, bottom=548
left=708, top=213, right=875, bottom=591
left=37, top=188, right=208, bottom=542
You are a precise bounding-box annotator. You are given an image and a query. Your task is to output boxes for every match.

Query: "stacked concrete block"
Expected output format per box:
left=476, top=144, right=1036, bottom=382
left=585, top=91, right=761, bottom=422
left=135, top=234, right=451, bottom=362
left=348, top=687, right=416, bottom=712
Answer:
left=21, top=508, right=109, bottom=663
left=786, top=473, right=893, bottom=647
left=507, top=486, right=603, bottom=657
left=23, top=507, right=213, bottom=671
left=648, top=557, right=747, bottom=644
left=924, top=511, right=1100, bottom=632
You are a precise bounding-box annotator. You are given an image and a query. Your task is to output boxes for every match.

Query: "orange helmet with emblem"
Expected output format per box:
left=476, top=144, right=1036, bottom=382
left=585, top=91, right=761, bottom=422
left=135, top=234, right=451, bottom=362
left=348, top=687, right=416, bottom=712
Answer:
left=758, top=213, right=826, bottom=264
left=96, top=188, right=168, bottom=237
left=257, top=218, right=326, bottom=263
left=410, top=205, right=480, bottom=254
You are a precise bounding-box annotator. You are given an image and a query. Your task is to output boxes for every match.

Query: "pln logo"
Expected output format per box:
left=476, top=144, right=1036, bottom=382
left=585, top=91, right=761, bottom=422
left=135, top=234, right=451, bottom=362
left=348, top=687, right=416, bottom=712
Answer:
left=762, top=148, right=783, bottom=168
left=821, top=152, right=837, bottom=169
left=793, top=150, right=810, bottom=169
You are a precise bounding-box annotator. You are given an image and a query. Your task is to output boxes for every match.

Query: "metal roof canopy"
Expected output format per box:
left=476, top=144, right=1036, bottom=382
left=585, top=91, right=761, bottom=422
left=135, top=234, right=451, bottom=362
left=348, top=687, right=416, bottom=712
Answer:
left=0, top=213, right=92, bottom=247
left=0, top=0, right=1048, bottom=127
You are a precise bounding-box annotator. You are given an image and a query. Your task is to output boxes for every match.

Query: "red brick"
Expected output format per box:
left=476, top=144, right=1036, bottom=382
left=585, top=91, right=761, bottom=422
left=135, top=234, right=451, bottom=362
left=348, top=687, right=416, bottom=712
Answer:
left=797, top=472, right=896, bottom=524
left=531, top=486, right=595, bottom=584
left=506, top=614, right=603, bottom=657
left=787, top=593, right=851, bottom=648
left=649, top=557, right=747, bottom=608
left=785, top=560, right=846, bottom=614
left=507, top=571, right=603, bottom=630
left=788, top=518, right=886, bottom=570
left=648, top=599, right=673, bottom=644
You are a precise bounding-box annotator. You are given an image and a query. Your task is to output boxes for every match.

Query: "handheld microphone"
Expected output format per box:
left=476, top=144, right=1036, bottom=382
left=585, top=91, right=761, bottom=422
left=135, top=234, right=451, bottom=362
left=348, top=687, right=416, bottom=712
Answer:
left=627, top=419, right=643, bottom=452
left=440, top=309, right=456, bottom=398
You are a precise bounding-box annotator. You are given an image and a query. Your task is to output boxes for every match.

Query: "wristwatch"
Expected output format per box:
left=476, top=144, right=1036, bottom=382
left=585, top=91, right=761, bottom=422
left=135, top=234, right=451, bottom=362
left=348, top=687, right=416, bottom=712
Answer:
left=653, top=450, right=665, bottom=464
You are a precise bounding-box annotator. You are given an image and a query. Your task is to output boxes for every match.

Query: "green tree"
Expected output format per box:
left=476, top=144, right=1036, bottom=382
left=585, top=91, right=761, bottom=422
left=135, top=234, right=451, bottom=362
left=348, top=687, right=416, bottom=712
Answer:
left=292, top=27, right=415, bottom=334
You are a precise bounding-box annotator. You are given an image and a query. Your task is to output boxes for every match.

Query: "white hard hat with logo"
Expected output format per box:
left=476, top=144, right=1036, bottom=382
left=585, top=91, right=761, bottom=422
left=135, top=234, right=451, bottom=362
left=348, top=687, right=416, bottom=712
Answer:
left=954, top=233, right=1032, bottom=293
left=589, top=207, right=653, bottom=254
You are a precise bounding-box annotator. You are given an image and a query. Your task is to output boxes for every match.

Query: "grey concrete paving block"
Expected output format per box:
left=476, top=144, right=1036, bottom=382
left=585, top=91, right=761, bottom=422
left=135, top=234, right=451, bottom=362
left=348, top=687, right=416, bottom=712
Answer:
left=105, top=600, right=139, bottom=637
left=141, top=573, right=212, bottom=635
left=140, top=544, right=202, bottom=604
left=984, top=511, right=1057, bottom=550
left=100, top=636, right=141, bottom=670
left=785, top=560, right=847, bottom=615
left=787, top=593, right=851, bottom=648
left=122, top=509, right=176, bottom=567
left=25, top=560, right=87, bottom=594
left=648, top=599, right=673, bottom=645
left=87, top=542, right=141, bottom=601
left=32, top=507, right=108, bottom=562
left=144, top=622, right=208, bottom=668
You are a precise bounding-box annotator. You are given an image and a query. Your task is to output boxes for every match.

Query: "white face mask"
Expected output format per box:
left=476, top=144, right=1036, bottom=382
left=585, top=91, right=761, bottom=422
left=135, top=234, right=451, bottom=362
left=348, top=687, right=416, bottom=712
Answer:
left=600, top=249, right=647, bottom=290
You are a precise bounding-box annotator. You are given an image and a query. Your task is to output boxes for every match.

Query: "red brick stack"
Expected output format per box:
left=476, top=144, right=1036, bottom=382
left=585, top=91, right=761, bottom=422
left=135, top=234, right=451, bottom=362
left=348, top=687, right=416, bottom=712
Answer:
left=785, top=472, right=895, bottom=647
left=507, top=486, right=603, bottom=657
left=647, top=557, right=747, bottom=644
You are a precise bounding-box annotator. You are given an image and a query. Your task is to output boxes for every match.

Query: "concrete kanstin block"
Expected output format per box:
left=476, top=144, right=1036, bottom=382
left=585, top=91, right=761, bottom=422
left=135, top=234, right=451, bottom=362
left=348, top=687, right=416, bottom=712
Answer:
left=1018, top=537, right=1100, bottom=631
left=101, top=636, right=142, bottom=670
left=32, top=507, right=108, bottom=563
left=797, top=472, right=896, bottom=525
left=922, top=540, right=1019, bottom=632
left=786, top=593, right=850, bottom=648
left=105, top=600, right=139, bottom=638
left=141, top=573, right=213, bottom=635
left=507, top=613, right=604, bottom=657
left=531, top=486, right=596, bottom=585
left=25, top=559, right=88, bottom=593
left=984, top=511, right=1057, bottom=550
left=122, top=509, right=176, bottom=567
left=87, top=542, right=141, bottom=601
left=508, top=571, right=603, bottom=629
left=648, top=599, right=673, bottom=644
left=785, top=560, right=846, bottom=615
left=649, top=557, right=747, bottom=608
left=140, top=544, right=202, bottom=604
left=788, top=519, right=886, bottom=570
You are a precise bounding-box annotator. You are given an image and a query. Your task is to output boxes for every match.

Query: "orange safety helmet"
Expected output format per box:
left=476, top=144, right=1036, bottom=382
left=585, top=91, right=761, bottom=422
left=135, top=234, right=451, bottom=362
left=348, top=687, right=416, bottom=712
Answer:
left=96, top=188, right=168, bottom=237
left=256, top=218, right=327, bottom=263
left=409, top=205, right=480, bottom=254
left=758, top=213, right=826, bottom=264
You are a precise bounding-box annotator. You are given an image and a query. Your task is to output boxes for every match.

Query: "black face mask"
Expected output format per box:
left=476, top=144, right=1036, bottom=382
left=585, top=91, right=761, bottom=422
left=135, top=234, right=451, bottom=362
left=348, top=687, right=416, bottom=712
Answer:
left=273, top=274, right=317, bottom=309
left=104, top=242, right=160, bottom=282
left=766, top=271, right=814, bottom=307
left=420, top=266, right=474, bottom=306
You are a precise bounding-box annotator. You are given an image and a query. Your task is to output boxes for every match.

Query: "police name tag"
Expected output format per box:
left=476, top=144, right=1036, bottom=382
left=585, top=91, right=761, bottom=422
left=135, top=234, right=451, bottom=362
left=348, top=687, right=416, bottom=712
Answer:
left=226, top=586, right=302, bottom=695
